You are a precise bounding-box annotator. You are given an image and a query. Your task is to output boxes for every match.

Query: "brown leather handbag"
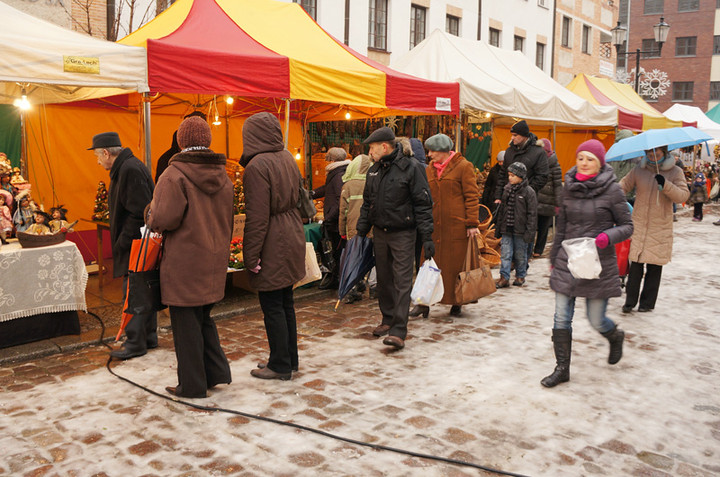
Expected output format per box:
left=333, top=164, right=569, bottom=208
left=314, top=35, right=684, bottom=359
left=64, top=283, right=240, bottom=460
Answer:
left=455, top=236, right=496, bottom=304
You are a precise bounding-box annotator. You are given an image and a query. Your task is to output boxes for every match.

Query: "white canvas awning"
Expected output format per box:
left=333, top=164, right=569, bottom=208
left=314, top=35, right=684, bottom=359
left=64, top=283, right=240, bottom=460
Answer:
left=664, top=104, right=720, bottom=140
left=392, top=29, right=617, bottom=127
left=0, top=1, right=148, bottom=105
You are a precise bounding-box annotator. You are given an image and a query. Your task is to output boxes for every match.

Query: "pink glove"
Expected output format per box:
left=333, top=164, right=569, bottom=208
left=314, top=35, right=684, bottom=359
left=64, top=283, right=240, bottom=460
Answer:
left=595, top=233, right=610, bottom=249
left=249, top=258, right=262, bottom=274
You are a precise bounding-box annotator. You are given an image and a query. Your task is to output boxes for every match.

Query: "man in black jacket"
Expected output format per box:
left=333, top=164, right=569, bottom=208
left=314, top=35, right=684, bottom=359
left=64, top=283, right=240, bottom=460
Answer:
left=356, top=127, right=434, bottom=350
left=90, top=132, right=156, bottom=360
left=494, top=120, right=549, bottom=202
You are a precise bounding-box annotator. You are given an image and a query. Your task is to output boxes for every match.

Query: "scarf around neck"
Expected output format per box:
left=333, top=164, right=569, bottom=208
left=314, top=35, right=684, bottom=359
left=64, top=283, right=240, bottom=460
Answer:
left=432, top=151, right=456, bottom=177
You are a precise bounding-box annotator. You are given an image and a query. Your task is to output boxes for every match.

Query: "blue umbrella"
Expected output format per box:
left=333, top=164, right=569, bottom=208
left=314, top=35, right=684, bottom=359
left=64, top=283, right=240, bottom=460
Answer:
left=335, top=235, right=375, bottom=310
left=606, top=126, right=713, bottom=162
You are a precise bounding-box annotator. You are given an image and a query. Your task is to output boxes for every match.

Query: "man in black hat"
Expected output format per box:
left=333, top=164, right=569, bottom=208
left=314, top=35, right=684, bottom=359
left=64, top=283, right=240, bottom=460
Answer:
left=494, top=120, right=549, bottom=202
left=356, top=126, right=434, bottom=350
left=90, top=132, right=157, bottom=360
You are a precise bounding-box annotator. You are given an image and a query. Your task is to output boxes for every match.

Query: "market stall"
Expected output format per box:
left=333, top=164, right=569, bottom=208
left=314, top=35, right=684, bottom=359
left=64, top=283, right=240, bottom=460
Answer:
left=566, top=74, right=688, bottom=132
left=391, top=30, right=617, bottom=172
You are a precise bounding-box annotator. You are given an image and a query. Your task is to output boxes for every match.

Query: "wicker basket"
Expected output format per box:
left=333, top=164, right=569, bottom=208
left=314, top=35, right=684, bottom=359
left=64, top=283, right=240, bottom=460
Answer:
left=478, top=203, right=493, bottom=230
left=17, top=231, right=66, bottom=248
left=480, top=247, right=501, bottom=267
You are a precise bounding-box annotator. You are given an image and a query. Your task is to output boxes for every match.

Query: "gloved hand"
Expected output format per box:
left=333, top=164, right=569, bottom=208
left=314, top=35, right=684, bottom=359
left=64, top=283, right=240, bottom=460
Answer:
left=423, top=241, right=435, bottom=259
left=655, top=174, right=665, bottom=187
left=595, top=232, right=610, bottom=249
left=341, top=235, right=347, bottom=240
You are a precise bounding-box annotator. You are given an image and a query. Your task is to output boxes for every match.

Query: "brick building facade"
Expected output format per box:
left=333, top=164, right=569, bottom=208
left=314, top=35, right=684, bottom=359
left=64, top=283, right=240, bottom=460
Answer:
left=628, top=0, right=715, bottom=111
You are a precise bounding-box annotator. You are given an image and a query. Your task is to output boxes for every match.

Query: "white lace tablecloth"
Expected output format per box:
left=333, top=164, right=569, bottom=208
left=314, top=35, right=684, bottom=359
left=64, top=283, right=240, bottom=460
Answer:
left=0, top=241, right=88, bottom=321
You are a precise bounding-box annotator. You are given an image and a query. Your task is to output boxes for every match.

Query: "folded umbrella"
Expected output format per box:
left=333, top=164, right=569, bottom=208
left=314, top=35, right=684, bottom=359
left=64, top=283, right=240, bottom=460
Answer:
left=116, top=231, right=163, bottom=341
left=335, top=235, right=375, bottom=310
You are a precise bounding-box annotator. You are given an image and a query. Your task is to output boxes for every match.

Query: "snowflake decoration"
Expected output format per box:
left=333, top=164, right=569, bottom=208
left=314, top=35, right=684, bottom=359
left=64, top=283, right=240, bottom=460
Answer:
left=639, top=69, right=670, bottom=99
left=615, top=67, right=645, bottom=86
left=383, top=115, right=398, bottom=130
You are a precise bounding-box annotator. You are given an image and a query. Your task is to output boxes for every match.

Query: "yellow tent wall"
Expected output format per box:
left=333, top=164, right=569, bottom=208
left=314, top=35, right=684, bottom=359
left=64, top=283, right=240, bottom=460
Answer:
left=24, top=101, right=306, bottom=237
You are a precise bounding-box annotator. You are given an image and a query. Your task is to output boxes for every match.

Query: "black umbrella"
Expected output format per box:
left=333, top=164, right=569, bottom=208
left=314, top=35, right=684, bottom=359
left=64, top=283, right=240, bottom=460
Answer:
left=335, top=235, right=375, bottom=310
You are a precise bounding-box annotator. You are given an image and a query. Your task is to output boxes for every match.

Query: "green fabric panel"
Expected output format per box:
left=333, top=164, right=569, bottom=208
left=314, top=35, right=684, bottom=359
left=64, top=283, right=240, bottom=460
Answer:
left=464, top=122, right=492, bottom=169
left=0, top=105, right=21, bottom=168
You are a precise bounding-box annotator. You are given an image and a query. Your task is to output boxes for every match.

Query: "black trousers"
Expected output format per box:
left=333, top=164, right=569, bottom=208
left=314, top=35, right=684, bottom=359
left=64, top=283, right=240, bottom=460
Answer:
left=322, top=221, right=344, bottom=278
left=258, top=287, right=298, bottom=374
left=533, top=214, right=553, bottom=255
left=693, top=203, right=703, bottom=220
left=624, top=262, right=663, bottom=310
left=169, top=304, right=232, bottom=398
left=121, top=275, right=157, bottom=352
left=373, top=228, right=416, bottom=340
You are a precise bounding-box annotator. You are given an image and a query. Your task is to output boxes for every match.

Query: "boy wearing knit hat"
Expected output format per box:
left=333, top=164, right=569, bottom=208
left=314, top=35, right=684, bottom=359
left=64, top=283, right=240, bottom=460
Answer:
left=495, top=161, right=537, bottom=288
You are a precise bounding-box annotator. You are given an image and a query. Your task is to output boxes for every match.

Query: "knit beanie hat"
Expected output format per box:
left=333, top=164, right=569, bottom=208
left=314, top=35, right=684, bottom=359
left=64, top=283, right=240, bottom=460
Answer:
left=510, top=120, right=530, bottom=137
left=614, top=129, right=634, bottom=143
left=576, top=139, right=606, bottom=167
left=540, top=138, right=553, bottom=156
left=507, top=161, right=527, bottom=179
left=177, top=116, right=211, bottom=149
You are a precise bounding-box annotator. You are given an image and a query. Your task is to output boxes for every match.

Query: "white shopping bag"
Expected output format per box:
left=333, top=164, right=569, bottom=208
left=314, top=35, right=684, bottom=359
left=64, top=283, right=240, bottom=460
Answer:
left=562, top=237, right=602, bottom=280
left=410, top=258, right=444, bottom=306
left=295, top=242, right=322, bottom=288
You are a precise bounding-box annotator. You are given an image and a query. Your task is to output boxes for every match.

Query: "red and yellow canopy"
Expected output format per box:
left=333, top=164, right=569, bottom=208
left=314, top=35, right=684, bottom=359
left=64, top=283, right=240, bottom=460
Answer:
left=120, top=0, right=458, bottom=116
left=566, top=74, right=687, bottom=131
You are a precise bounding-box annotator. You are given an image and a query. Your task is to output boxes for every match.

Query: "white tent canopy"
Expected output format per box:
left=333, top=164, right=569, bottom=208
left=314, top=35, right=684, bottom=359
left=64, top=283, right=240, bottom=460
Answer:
left=392, top=29, right=617, bottom=127
left=0, top=1, right=148, bottom=105
left=663, top=104, right=720, bottom=139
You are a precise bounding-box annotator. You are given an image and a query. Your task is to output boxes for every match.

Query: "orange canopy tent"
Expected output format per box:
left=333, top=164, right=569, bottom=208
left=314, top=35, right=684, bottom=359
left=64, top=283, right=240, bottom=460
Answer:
left=566, top=74, right=689, bottom=132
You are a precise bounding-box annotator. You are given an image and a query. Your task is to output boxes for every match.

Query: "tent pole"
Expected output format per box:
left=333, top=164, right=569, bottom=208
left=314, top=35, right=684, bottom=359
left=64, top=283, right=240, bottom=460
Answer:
left=456, top=113, right=462, bottom=153
left=552, top=122, right=556, bottom=153
left=19, top=110, right=28, bottom=179
left=143, top=92, right=152, bottom=172
left=284, top=99, right=291, bottom=149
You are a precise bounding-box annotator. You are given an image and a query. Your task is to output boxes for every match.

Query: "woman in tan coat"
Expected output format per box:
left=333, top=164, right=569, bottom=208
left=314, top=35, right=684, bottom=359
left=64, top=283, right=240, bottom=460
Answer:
left=410, top=133, right=480, bottom=318
left=619, top=146, right=689, bottom=313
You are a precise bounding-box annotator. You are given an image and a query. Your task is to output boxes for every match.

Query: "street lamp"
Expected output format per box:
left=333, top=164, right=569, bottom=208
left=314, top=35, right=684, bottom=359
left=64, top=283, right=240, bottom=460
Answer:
left=611, top=17, right=670, bottom=94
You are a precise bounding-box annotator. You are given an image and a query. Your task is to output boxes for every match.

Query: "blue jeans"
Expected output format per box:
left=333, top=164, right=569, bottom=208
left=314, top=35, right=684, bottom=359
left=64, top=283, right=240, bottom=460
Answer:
left=553, top=292, right=614, bottom=333
left=500, top=234, right=528, bottom=280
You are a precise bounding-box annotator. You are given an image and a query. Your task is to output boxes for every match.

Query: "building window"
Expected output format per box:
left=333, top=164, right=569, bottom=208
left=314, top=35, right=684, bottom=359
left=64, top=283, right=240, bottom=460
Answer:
left=672, top=82, right=694, bottom=101
left=446, top=15, right=460, bottom=36
left=409, top=5, right=427, bottom=49
left=711, top=82, right=720, bottom=100
left=368, top=0, right=388, bottom=51
left=561, top=16, right=571, bottom=47
left=293, top=0, right=317, bottom=20
left=617, top=40, right=627, bottom=68
left=644, top=0, right=664, bottom=14
left=717, top=0, right=720, bottom=8
left=582, top=25, right=591, bottom=54
left=678, top=0, right=699, bottom=11
left=489, top=28, right=500, bottom=47
left=514, top=35, right=524, bottom=52
left=641, top=38, right=660, bottom=58
left=675, top=36, right=697, bottom=57
left=536, top=42, right=545, bottom=70
left=714, top=36, right=720, bottom=54
left=538, top=0, right=548, bottom=7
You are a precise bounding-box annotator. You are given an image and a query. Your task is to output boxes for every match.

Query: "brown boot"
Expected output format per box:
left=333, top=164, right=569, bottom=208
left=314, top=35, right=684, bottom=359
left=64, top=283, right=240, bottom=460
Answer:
left=496, top=277, right=510, bottom=288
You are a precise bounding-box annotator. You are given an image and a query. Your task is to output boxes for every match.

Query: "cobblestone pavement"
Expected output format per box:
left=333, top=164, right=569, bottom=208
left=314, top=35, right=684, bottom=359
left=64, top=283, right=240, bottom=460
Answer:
left=1, top=213, right=719, bottom=476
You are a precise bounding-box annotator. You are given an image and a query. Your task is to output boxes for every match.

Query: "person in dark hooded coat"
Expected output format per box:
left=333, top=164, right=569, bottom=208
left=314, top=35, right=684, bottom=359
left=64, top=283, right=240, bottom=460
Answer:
left=541, top=140, right=633, bottom=388
left=241, top=112, right=305, bottom=381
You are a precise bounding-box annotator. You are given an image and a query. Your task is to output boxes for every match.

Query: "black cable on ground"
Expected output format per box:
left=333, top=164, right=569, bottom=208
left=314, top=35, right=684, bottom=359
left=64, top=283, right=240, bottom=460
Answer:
left=84, top=311, right=112, bottom=350
left=106, top=359, right=530, bottom=477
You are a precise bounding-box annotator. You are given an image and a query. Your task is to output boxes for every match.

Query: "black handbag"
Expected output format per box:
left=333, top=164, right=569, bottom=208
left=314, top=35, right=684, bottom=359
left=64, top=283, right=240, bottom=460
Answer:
left=125, top=230, right=166, bottom=315
left=297, top=177, right=317, bottom=219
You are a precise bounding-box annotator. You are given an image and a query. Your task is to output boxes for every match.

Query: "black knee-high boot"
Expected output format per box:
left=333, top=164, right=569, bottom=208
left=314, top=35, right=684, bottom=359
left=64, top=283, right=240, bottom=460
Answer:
left=541, top=329, right=571, bottom=388
left=601, top=325, right=625, bottom=365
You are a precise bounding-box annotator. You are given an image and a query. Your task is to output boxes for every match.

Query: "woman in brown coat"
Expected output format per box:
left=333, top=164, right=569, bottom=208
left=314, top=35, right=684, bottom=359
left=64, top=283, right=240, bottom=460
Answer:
left=241, top=112, right=306, bottom=381
left=146, top=116, right=233, bottom=399
left=619, top=146, right=690, bottom=313
left=410, top=133, right=480, bottom=318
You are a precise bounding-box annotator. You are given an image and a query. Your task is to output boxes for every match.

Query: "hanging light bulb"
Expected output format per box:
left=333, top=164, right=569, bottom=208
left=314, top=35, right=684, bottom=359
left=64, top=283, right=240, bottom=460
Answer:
left=295, top=149, right=302, bottom=160
left=345, top=111, right=351, bottom=120
left=211, top=95, right=221, bottom=125
left=225, top=95, right=234, bottom=105
left=213, top=114, right=221, bottom=126
left=14, top=89, right=30, bottom=110
left=484, top=112, right=492, bottom=119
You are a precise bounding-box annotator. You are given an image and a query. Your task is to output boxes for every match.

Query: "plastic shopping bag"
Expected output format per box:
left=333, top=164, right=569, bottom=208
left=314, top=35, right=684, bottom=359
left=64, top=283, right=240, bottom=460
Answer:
left=562, top=237, right=602, bottom=280
left=411, top=258, right=444, bottom=306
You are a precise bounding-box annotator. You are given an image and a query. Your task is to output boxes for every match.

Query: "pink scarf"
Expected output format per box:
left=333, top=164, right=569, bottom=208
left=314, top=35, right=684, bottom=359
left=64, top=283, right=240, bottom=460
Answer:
left=576, top=172, right=598, bottom=181
left=432, top=152, right=456, bottom=178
